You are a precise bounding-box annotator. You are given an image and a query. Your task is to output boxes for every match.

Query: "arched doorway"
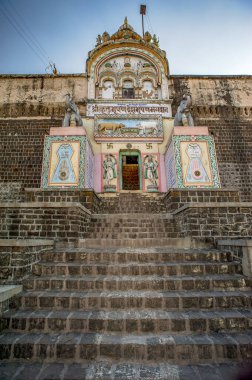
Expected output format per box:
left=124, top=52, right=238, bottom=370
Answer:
left=119, top=150, right=142, bottom=191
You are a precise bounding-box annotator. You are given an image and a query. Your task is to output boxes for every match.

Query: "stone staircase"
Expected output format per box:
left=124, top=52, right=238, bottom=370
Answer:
left=81, top=193, right=184, bottom=249
left=98, top=193, right=167, bottom=214
left=81, top=213, right=184, bottom=248
left=1, top=246, right=252, bottom=379
left=0, top=194, right=252, bottom=379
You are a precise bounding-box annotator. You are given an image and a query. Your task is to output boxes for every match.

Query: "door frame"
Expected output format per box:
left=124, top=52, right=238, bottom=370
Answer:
left=119, top=150, right=142, bottom=191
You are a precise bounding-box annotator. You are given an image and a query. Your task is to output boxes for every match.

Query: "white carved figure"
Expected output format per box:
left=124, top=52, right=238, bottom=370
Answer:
left=144, top=155, right=158, bottom=186
left=102, top=80, right=115, bottom=99
left=103, top=155, right=117, bottom=186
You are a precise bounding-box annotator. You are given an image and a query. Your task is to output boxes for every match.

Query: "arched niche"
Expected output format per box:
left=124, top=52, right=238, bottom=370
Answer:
left=87, top=46, right=169, bottom=100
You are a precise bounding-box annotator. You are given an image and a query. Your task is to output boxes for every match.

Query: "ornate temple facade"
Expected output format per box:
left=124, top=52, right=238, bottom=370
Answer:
left=38, top=18, right=223, bottom=195
left=0, top=18, right=251, bottom=200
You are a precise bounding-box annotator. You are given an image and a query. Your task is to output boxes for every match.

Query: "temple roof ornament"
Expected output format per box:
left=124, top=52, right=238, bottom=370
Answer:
left=87, top=18, right=169, bottom=79
left=94, top=18, right=161, bottom=49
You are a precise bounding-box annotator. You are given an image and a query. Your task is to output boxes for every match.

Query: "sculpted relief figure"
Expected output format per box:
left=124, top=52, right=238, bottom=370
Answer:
left=96, top=34, right=102, bottom=46
left=63, top=94, right=83, bottom=127
left=174, top=95, right=194, bottom=127
left=103, top=155, right=117, bottom=186
left=144, top=155, right=158, bottom=186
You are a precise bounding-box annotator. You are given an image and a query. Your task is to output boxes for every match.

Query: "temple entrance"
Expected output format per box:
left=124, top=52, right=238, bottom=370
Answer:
left=120, top=151, right=142, bottom=191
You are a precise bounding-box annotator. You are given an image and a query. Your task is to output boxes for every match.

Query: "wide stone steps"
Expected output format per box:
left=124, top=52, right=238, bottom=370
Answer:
left=85, top=232, right=178, bottom=239
left=98, top=197, right=168, bottom=214
left=20, top=290, right=252, bottom=311
left=1, top=244, right=251, bottom=378
left=32, top=261, right=242, bottom=277
left=0, top=361, right=249, bottom=380
left=80, top=237, right=195, bottom=248
left=40, top=248, right=233, bottom=264
left=23, top=274, right=249, bottom=292
left=3, top=309, right=252, bottom=334
left=0, top=361, right=248, bottom=380
left=0, top=331, right=251, bottom=365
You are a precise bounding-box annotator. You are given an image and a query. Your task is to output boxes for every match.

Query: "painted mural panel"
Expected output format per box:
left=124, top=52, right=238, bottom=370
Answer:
left=48, top=142, right=80, bottom=186
left=94, top=117, right=163, bottom=140
left=41, top=136, right=86, bottom=189
left=180, top=141, right=212, bottom=186
left=173, top=135, right=221, bottom=189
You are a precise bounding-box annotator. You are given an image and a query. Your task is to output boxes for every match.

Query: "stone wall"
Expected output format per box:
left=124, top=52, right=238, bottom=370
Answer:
left=24, top=189, right=101, bottom=212
left=0, top=119, right=61, bottom=188
left=163, top=189, right=240, bottom=211
left=0, top=240, right=53, bottom=284
left=0, top=183, right=23, bottom=202
left=0, top=74, right=87, bottom=117
left=171, top=76, right=252, bottom=109
left=173, top=204, right=252, bottom=243
left=0, top=203, right=91, bottom=244
left=1, top=75, right=251, bottom=117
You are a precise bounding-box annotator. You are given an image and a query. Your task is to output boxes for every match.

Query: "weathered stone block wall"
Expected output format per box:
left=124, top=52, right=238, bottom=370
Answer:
left=0, top=203, right=91, bottom=243
left=0, top=74, right=87, bottom=117
left=24, top=189, right=101, bottom=212
left=0, top=183, right=23, bottom=202
left=173, top=205, right=252, bottom=243
left=0, top=240, right=53, bottom=284
left=0, top=119, right=61, bottom=188
left=171, top=76, right=252, bottom=108
left=163, top=189, right=240, bottom=211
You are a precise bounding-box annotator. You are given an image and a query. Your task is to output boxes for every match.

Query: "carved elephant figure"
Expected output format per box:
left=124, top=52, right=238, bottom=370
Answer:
left=174, top=95, right=194, bottom=127
left=98, top=122, right=125, bottom=134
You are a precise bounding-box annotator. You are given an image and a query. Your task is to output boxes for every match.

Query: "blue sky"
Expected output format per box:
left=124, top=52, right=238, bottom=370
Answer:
left=0, top=0, right=251, bottom=75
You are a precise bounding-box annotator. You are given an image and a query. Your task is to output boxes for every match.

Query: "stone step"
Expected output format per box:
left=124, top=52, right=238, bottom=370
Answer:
left=91, top=212, right=173, bottom=219
left=88, top=219, right=173, bottom=225
left=23, top=274, right=249, bottom=292
left=79, top=237, right=202, bottom=248
left=3, top=309, right=252, bottom=334
left=86, top=227, right=176, bottom=233
left=0, top=361, right=249, bottom=380
left=32, top=261, right=242, bottom=277
left=20, top=290, right=252, bottom=311
left=40, top=248, right=233, bottom=264
left=83, top=230, right=178, bottom=238
left=0, top=331, right=251, bottom=364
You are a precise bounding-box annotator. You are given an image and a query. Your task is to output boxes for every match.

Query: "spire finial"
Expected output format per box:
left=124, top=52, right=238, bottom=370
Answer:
left=124, top=16, right=128, bottom=24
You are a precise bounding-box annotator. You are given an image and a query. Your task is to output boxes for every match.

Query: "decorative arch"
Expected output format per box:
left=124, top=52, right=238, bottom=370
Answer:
left=87, top=45, right=169, bottom=100
left=94, top=51, right=162, bottom=85
left=138, top=74, right=158, bottom=88
left=99, top=75, right=117, bottom=88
